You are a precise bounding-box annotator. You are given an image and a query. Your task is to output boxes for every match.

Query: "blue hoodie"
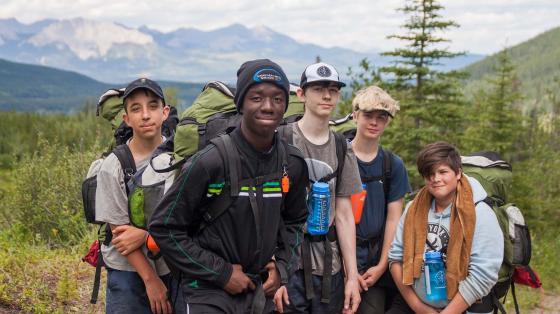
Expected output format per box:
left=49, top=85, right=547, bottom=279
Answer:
left=388, top=175, right=503, bottom=308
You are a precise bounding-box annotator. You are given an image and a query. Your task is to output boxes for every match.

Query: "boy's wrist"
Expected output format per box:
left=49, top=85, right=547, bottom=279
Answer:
left=346, top=271, right=360, bottom=280
left=141, top=271, right=159, bottom=284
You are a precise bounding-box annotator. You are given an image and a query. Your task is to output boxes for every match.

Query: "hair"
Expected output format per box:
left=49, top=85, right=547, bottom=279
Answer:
left=123, top=89, right=165, bottom=113
left=416, top=141, right=462, bottom=178
left=301, top=81, right=341, bottom=94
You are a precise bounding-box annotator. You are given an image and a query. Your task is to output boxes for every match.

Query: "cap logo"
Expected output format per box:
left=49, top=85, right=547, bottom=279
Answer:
left=253, top=68, right=284, bottom=83
left=316, top=66, right=332, bottom=77
left=140, top=78, right=146, bottom=83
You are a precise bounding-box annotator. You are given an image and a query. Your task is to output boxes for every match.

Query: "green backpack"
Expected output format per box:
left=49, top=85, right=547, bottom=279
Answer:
left=96, top=88, right=179, bottom=149
left=170, top=82, right=305, bottom=161
left=462, top=151, right=532, bottom=314
left=330, top=113, right=357, bottom=140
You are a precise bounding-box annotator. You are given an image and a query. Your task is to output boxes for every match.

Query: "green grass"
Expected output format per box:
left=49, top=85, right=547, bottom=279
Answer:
left=0, top=229, right=105, bottom=313
left=502, top=230, right=559, bottom=312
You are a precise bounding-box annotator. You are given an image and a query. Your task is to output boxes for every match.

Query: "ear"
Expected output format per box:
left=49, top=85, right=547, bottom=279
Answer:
left=162, top=105, right=170, bottom=120
left=456, top=170, right=463, bottom=181
left=296, top=87, right=305, bottom=102
left=352, top=110, right=358, bottom=121
left=122, top=110, right=130, bottom=127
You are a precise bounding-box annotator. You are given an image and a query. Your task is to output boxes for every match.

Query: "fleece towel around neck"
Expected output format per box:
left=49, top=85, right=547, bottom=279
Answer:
left=402, top=174, right=476, bottom=300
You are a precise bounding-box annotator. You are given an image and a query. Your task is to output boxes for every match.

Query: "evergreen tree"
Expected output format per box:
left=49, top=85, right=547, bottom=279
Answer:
left=462, top=48, right=523, bottom=159
left=337, top=58, right=383, bottom=117
left=379, top=0, right=467, bottom=183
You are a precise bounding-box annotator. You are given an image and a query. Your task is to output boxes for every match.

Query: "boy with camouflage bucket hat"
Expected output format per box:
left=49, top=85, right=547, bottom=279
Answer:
left=350, top=86, right=412, bottom=313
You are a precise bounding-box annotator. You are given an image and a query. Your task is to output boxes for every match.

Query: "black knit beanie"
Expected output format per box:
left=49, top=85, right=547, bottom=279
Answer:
left=234, top=59, right=290, bottom=113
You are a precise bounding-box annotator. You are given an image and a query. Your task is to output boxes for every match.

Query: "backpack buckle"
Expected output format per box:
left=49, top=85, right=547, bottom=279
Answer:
left=123, top=168, right=134, bottom=178
left=197, top=124, right=207, bottom=135
left=202, top=211, right=213, bottom=223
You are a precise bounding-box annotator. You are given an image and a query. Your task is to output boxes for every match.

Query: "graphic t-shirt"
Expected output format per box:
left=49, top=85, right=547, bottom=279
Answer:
left=291, top=123, right=362, bottom=275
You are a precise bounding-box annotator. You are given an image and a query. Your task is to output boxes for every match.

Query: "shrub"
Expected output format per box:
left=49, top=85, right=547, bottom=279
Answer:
left=0, top=137, right=100, bottom=247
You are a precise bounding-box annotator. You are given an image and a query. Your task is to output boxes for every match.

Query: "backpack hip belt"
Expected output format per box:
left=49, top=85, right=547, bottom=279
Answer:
left=356, top=234, right=383, bottom=268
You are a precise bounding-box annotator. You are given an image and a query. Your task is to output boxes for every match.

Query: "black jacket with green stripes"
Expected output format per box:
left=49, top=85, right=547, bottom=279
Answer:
left=149, top=128, right=309, bottom=289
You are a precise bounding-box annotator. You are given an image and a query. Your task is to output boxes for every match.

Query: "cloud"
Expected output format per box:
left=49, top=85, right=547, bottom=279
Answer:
left=1, top=0, right=558, bottom=54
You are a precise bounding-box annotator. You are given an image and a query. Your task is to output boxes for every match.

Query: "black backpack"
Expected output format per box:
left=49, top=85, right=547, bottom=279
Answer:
left=81, top=87, right=178, bottom=304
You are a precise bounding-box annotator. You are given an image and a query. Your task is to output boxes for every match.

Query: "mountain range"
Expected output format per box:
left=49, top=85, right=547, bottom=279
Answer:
left=0, top=17, right=483, bottom=84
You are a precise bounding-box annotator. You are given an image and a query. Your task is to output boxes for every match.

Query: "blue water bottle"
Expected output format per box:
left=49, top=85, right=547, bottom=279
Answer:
left=307, top=182, right=330, bottom=235
left=424, top=251, right=447, bottom=302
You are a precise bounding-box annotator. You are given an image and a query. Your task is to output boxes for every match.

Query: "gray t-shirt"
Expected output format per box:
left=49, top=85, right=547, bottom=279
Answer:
left=292, top=123, right=362, bottom=275
left=95, top=151, right=169, bottom=275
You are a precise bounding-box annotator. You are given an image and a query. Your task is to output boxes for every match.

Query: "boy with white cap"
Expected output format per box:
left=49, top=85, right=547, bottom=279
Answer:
left=274, top=62, right=362, bottom=313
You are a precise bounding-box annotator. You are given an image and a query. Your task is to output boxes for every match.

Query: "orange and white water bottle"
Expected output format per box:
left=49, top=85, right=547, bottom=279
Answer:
left=351, top=184, right=367, bottom=224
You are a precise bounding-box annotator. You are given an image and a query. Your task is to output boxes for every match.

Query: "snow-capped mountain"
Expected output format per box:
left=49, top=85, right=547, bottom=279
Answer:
left=0, top=18, right=483, bottom=84
left=0, top=18, right=378, bottom=83
left=28, top=18, right=154, bottom=60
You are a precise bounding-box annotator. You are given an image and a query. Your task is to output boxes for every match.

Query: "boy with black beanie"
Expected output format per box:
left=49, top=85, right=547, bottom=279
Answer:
left=149, top=59, right=309, bottom=313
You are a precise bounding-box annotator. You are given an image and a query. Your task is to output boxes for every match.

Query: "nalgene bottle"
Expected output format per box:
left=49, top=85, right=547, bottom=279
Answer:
left=307, top=182, right=330, bottom=235
left=424, top=251, right=447, bottom=302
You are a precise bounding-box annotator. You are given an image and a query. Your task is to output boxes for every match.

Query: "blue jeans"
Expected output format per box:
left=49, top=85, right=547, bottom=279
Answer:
left=283, top=269, right=345, bottom=314
left=106, top=269, right=187, bottom=314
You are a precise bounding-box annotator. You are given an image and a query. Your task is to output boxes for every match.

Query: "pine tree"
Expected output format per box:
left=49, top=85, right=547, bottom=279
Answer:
left=462, top=48, right=523, bottom=159
left=379, top=0, right=467, bottom=182
left=337, top=58, right=383, bottom=117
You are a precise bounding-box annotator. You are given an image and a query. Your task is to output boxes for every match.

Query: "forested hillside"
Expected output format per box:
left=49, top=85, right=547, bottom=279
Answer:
left=0, top=58, right=203, bottom=112
left=464, top=27, right=560, bottom=111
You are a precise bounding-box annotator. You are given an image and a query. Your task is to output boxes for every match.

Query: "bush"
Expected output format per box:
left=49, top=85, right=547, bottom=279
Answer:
left=0, top=137, right=100, bottom=247
left=0, top=229, right=105, bottom=313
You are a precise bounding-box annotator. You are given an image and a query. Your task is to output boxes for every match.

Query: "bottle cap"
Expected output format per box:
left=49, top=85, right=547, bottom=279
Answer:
left=424, top=251, right=442, bottom=260
left=312, top=182, right=329, bottom=193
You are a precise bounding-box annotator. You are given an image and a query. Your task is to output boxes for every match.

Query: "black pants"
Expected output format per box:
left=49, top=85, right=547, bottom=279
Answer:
left=282, top=270, right=345, bottom=314
left=385, top=293, right=414, bottom=314
left=180, top=280, right=274, bottom=314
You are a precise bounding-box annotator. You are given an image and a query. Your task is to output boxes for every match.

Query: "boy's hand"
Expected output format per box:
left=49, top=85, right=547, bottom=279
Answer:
left=273, top=286, right=290, bottom=313
left=144, top=276, right=172, bottom=314
left=342, top=276, right=361, bottom=314
left=361, top=265, right=385, bottom=288
left=112, top=225, right=147, bottom=256
left=262, top=261, right=281, bottom=297
left=224, top=264, right=255, bottom=295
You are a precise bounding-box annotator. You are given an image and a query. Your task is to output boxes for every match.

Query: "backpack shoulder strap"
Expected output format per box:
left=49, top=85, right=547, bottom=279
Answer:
left=476, top=197, right=496, bottom=208
left=277, top=124, right=294, bottom=146
left=317, top=132, right=346, bottom=193
left=382, top=148, right=393, bottom=204
left=202, top=135, right=240, bottom=225
left=112, top=144, right=136, bottom=192
left=334, top=132, right=347, bottom=193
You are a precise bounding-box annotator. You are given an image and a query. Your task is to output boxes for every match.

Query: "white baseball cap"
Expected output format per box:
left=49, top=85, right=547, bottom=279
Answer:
left=300, top=62, right=346, bottom=88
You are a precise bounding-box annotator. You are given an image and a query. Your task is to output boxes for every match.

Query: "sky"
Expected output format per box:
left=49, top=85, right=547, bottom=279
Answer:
left=2, top=0, right=559, bottom=55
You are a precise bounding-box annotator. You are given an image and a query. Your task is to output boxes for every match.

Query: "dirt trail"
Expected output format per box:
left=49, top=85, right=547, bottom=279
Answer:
left=529, top=292, right=560, bottom=313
